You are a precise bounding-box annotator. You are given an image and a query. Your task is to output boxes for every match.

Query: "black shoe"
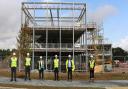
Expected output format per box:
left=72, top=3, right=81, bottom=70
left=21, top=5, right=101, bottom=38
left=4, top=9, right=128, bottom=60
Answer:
left=41, top=78, right=44, bottom=80
left=69, top=79, right=72, bottom=82
left=10, top=79, right=13, bottom=82
left=24, top=78, right=27, bottom=81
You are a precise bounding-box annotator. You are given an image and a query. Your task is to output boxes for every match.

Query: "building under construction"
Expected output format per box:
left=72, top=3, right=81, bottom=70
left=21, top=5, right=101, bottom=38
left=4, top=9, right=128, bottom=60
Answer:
left=21, top=2, right=112, bottom=72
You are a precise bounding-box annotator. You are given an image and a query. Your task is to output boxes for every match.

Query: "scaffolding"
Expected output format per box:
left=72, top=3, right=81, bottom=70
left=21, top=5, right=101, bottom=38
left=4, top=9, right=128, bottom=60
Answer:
left=21, top=1, right=112, bottom=72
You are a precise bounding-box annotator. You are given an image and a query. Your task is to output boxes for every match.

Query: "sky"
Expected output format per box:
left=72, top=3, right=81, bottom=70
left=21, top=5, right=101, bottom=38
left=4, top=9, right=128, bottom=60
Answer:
left=0, top=0, right=128, bottom=51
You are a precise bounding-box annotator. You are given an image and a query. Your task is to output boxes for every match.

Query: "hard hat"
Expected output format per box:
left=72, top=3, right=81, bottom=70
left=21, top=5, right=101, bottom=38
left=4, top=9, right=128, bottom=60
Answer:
left=40, top=56, right=42, bottom=59
left=90, top=55, right=93, bottom=58
left=68, top=55, right=71, bottom=58
left=13, top=52, right=16, bottom=56
left=55, top=55, right=57, bottom=57
left=27, top=53, right=30, bottom=56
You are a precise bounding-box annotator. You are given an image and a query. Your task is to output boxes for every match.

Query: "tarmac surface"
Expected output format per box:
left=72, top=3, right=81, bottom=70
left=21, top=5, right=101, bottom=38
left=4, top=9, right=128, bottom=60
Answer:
left=0, top=77, right=128, bottom=88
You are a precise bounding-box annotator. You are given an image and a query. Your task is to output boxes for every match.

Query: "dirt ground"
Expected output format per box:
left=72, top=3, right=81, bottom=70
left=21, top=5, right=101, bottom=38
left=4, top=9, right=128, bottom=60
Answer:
left=0, top=68, right=128, bottom=80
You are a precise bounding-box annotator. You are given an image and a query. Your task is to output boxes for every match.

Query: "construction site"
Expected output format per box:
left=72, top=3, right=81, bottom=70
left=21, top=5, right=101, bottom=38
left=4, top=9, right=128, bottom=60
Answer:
left=0, top=1, right=128, bottom=89
left=21, top=2, right=112, bottom=72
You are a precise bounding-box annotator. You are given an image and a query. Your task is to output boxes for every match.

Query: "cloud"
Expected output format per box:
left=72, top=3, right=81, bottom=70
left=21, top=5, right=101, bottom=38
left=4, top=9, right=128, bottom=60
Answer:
left=0, top=0, right=63, bottom=49
left=28, top=0, right=61, bottom=1
left=88, top=5, right=117, bottom=23
left=0, top=0, right=24, bottom=49
left=113, top=36, right=128, bottom=51
left=43, top=0, right=55, bottom=1
left=0, top=38, right=16, bottom=49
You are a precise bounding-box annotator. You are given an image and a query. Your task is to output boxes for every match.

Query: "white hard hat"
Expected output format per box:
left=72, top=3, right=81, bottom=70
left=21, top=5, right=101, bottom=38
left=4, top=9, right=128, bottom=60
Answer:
left=27, top=53, right=30, bottom=56
left=13, top=52, right=16, bottom=56
left=68, top=55, right=71, bottom=58
left=40, top=56, right=42, bottom=59
left=55, top=55, right=57, bottom=57
left=90, top=55, right=93, bottom=58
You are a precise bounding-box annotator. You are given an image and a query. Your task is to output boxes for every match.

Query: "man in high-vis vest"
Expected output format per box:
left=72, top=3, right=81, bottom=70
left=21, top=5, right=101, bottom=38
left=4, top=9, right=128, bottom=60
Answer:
left=24, top=53, right=31, bottom=81
left=66, top=55, right=75, bottom=81
left=53, top=55, right=59, bottom=81
left=89, top=55, right=95, bottom=82
left=10, top=52, right=18, bottom=82
left=38, top=56, right=44, bottom=80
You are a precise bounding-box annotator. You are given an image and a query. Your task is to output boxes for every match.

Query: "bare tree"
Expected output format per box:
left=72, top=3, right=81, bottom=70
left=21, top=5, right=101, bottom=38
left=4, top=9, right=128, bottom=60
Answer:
left=17, top=25, right=32, bottom=71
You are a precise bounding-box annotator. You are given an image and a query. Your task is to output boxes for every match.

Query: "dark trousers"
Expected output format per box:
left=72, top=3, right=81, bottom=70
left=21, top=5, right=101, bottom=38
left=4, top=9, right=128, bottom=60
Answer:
left=68, top=67, right=72, bottom=80
left=11, top=67, right=16, bottom=81
left=39, top=68, right=44, bottom=80
left=54, top=68, right=59, bottom=80
left=25, top=66, right=31, bottom=80
left=90, top=69, right=94, bottom=79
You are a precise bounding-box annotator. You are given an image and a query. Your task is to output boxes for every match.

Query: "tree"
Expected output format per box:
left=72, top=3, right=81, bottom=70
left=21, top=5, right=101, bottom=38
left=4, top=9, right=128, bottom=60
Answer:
left=112, top=47, right=128, bottom=61
left=0, top=49, right=12, bottom=61
left=112, top=47, right=128, bottom=56
left=17, top=25, right=32, bottom=70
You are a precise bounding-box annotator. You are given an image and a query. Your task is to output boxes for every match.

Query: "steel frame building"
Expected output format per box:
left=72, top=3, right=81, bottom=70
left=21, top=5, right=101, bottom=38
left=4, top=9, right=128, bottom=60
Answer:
left=21, top=2, right=112, bottom=72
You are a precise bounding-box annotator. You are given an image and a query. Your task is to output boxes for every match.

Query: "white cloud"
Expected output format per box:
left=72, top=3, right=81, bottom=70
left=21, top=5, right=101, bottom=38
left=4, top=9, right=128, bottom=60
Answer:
left=0, top=0, right=63, bottom=49
left=0, top=38, right=16, bottom=49
left=113, top=36, right=128, bottom=51
left=88, top=5, right=117, bottom=23
left=0, top=0, right=24, bottom=49
left=40, top=0, right=60, bottom=2
left=43, top=0, right=54, bottom=1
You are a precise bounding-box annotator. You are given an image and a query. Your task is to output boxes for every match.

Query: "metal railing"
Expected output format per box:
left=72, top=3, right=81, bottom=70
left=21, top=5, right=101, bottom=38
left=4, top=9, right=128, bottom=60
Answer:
left=31, top=43, right=75, bottom=48
left=98, top=51, right=112, bottom=55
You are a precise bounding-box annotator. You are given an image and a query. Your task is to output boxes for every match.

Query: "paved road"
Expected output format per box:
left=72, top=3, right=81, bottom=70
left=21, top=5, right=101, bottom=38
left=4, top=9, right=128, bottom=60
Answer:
left=0, top=87, right=26, bottom=89
left=0, top=77, right=128, bottom=88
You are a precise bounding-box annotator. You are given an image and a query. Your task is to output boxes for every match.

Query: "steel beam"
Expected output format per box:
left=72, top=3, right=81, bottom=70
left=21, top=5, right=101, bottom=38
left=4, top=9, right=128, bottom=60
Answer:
left=77, top=6, right=86, bottom=22
left=49, top=9, right=54, bottom=26
left=23, top=2, right=86, bottom=5
left=24, top=7, right=83, bottom=10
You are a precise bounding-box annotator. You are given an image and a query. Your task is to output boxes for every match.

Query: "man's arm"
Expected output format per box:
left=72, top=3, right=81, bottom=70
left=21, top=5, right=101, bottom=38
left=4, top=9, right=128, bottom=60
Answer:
left=88, top=61, right=90, bottom=69
left=93, top=58, right=95, bottom=68
left=52, top=60, right=54, bottom=70
left=37, top=61, right=39, bottom=69
left=24, top=58, right=26, bottom=66
left=9, top=58, right=11, bottom=68
left=17, top=57, right=18, bottom=68
left=72, top=60, right=75, bottom=71
left=66, top=60, right=68, bottom=72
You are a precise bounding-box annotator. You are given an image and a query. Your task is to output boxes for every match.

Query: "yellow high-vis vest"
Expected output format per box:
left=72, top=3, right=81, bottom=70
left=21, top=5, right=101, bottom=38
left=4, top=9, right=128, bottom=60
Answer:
left=25, top=57, right=31, bottom=66
left=89, top=59, right=95, bottom=69
left=11, top=57, right=17, bottom=67
left=54, top=59, right=59, bottom=68
left=66, top=59, right=75, bottom=72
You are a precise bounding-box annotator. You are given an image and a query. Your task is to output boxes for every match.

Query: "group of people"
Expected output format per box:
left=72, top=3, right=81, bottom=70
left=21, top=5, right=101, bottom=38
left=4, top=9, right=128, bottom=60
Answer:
left=53, top=54, right=75, bottom=81
left=10, top=52, right=32, bottom=81
left=10, top=52, right=95, bottom=82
